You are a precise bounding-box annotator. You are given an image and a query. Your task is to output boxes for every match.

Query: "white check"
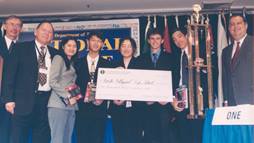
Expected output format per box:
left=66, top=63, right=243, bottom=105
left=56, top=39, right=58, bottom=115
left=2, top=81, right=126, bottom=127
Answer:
left=95, top=68, right=173, bottom=102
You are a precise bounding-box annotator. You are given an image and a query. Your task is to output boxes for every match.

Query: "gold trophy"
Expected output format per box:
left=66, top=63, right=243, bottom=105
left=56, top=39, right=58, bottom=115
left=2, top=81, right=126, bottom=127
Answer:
left=84, top=80, right=96, bottom=102
left=186, top=4, right=214, bottom=119
left=84, top=62, right=96, bottom=102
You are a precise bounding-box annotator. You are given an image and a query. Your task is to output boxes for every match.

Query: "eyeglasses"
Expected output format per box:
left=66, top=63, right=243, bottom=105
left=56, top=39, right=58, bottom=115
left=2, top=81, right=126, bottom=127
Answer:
left=6, top=22, right=22, bottom=29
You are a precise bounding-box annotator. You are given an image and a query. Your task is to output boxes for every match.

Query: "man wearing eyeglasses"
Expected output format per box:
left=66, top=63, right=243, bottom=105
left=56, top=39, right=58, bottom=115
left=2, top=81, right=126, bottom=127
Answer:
left=0, top=15, right=23, bottom=58
left=0, top=15, right=23, bottom=143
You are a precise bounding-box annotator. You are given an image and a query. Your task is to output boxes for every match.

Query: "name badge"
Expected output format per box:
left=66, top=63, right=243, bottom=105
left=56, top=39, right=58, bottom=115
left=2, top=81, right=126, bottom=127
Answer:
left=212, top=105, right=254, bottom=125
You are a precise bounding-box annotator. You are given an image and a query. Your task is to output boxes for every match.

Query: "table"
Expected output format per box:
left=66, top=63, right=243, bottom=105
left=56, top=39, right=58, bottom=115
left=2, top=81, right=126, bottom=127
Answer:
left=202, top=109, right=254, bottom=143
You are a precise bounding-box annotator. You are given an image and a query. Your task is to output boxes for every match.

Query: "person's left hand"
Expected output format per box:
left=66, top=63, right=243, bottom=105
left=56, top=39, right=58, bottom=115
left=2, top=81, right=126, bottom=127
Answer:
left=171, top=98, right=184, bottom=112
left=194, top=58, right=204, bottom=67
left=93, top=99, right=103, bottom=106
left=116, top=66, right=124, bottom=69
left=69, top=97, right=77, bottom=106
left=113, top=100, right=125, bottom=106
left=146, top=101, right=155, bottom=105
left=158, top=102, right=169, bottom=105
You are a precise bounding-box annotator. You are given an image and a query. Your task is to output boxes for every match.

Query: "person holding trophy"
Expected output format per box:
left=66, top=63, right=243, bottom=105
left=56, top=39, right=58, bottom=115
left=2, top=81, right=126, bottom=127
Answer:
left=109, top=37, right=143, bottom=143
left=48, top=37, right=80, bottom=143
left=75, top=32, right=111, bottom=143
left=171, top=28, right=210, bottom=143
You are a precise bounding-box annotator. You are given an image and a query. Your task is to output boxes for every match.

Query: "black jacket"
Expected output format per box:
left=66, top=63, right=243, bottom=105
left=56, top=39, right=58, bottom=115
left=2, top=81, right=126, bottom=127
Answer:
left=108, top=57, right=143, bottom=118
left=1, top=40, right=58, bottom=115
left=75, top=55, right=111, bottom=119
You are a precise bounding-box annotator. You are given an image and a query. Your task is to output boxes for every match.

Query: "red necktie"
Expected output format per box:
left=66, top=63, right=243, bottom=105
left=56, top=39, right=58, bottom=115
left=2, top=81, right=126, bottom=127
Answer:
left=231, top=42, right=240, bottom=70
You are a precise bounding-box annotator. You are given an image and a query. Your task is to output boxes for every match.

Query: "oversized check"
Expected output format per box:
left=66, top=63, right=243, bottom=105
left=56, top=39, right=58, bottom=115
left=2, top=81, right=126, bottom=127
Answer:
left=95, top=68, right=173, bottom=102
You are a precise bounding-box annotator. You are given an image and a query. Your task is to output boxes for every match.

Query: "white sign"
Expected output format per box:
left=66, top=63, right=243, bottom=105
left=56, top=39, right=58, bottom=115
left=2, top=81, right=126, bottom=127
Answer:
left=212, top=105, right=254, bottom=125
left=95, top=68, right=173, bottom=102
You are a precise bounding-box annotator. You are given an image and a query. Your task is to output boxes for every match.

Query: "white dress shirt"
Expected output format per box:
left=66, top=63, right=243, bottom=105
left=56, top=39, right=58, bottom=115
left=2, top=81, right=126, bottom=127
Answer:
left=87, top=54, right=99, bottom=73
left=4, top=36, right=16, bottom=50
left=179, top=47, right=189, bottom=86
left=35, top=40, right=51, bottom=91
left=231, top=34, right=247, bottom=58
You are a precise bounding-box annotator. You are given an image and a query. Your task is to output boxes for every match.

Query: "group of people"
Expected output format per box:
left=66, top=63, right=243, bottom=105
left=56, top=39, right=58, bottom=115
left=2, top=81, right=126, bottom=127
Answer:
left=0, top=14, right=253, bottom=143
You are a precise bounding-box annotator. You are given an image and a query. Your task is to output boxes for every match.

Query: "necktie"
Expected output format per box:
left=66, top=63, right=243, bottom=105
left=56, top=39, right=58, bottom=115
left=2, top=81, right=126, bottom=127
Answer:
left=231, top=42, right=240, bottom=70
left=90, top=60, right=95, bottom=82
left=152, top=53, right=158, bottom=68
left=38, top=46, right=47, bottom=86
left=9, top=41, right=15, bottom=53
left=181, top=52, right=188, bottom=86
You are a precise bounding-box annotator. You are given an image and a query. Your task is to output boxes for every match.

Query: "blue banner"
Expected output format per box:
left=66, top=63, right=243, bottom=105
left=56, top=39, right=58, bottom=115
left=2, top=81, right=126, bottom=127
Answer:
left=20, top=19, right=140, bottom=61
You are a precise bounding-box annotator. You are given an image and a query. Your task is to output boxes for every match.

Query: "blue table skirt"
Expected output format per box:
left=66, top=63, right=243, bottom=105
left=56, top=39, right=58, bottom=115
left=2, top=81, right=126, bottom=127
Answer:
left=202, top=109, right=254, bottom=143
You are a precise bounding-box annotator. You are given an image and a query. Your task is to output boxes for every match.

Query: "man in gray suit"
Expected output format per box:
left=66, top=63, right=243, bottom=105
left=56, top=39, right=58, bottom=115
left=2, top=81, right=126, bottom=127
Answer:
left=222, top=14, right=254, bottom=106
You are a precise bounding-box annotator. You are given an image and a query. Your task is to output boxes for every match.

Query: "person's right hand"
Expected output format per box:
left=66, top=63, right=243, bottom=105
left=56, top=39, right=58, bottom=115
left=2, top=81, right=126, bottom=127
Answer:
left=146, top=101, right=155, bottom=105
left=5, top=102, right=15, bottom=114
left=113, top=100, right=125, bottom=106
left=116, top=66, right=124, bottom=69
left=69, top=97, right=77, bottom=106
left=93, top=99, right=103, bottom=106
left=171, top=98, right=184, bottom=112
left=223, top=101, right=228, bottom=107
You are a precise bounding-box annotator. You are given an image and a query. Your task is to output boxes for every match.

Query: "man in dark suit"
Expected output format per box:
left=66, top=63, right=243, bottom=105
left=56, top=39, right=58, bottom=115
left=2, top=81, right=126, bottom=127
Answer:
left=0, top=15, right=23, bottom=59
left=0, top=15, right=23, bottom=143
left=222, top=15, right=254, bottom=106
left=1, top=21, right=58, bottom=143
left=138, top=28, right=177, bottom=143
left=0, top=24, right=2, bottom=37
left=75, top=32, right=111, bottom=143
left=171, top=28, right=210, bottom=143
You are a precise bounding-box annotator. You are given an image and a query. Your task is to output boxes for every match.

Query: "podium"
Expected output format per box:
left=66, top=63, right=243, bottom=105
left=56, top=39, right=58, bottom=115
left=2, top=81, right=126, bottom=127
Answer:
left=202, top=106, right=254, bottom=143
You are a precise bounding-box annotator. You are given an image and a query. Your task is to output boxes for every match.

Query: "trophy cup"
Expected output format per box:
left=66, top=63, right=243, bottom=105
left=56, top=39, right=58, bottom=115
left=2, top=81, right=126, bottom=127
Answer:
left=84, top=70, right=96, bottom=102
left=66, top=84, right=82, bottom=99
left=186, top=4, right=214, bottom=119
left=175, top=85, right=188, bottom=109
left=58, top=84, right=82, bottom=106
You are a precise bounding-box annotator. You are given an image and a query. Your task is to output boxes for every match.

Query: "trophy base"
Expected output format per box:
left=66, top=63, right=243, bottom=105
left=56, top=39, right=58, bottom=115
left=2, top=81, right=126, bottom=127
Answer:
left=84, top=96, right=95, bottom=102
left=187, top=113, right=205, bottom=119
left=84, top=82, right=96, bottom=103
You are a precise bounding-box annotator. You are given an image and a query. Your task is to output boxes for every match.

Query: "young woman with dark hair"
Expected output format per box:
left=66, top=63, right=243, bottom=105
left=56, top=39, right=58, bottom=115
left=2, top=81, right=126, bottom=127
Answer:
left=48, top=37, right=80, bottom=143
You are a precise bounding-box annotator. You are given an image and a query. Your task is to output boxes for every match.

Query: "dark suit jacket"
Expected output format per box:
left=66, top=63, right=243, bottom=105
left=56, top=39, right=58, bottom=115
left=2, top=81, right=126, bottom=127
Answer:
left=0, top=38, right=4, bottom=106
left=1, top=40, right=58, bottom=115
left=222, top=35, right=254, bottom=105
left=138, top=49, right=178, bottom=143
left=75, top=55, right=111, bottom=119
left=0, top=28, right=2, bottom=38
left=138, top=49, right=178, bottom=92
left=137, top=49, right=178, bottom=118
left=0, top=36, right=17, bottom=94
left=174, top=45, right=216, bottom=108
left=108, top=57, right=143, bottom=118
left=0, top=37, right=11, bottom=60
left=0, top=37, right=8, bottom=105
